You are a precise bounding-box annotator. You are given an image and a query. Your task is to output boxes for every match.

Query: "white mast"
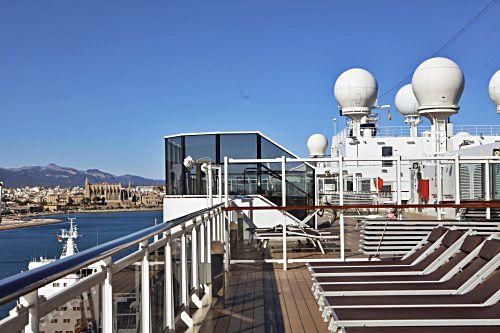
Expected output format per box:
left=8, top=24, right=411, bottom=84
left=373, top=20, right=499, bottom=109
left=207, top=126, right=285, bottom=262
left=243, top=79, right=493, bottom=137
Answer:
left=58, top=218, right=80, bottom=258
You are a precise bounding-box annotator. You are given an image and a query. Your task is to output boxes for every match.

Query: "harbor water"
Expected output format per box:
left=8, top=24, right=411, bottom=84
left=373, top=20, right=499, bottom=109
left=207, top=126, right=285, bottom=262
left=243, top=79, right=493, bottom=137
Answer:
left=0, top=210, right=162, bottom=319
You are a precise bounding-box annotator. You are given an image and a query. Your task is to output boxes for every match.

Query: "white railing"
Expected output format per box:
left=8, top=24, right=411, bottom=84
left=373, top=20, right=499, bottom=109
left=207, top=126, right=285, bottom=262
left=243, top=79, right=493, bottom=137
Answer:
left=344, top=125, right=500, bottom=138
left=0, top=204, right=228, bottom=333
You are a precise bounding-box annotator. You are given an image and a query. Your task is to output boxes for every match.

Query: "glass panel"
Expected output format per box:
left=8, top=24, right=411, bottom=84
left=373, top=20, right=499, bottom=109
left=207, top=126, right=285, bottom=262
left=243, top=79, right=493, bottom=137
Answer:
left=219, top=133, right=257, bottom=160
left=39, top=282, right=101, bottom=333
left=184, top=135, right=216, bottom=195
left=459, top=163, right=485, bottom=200
left=165, top=137, right=183, bottom=195
left=492, top=163, right=500, bottom=200
left=113, top=258, right=141, bottom=332
left=150, top=248, right=165, bottom=332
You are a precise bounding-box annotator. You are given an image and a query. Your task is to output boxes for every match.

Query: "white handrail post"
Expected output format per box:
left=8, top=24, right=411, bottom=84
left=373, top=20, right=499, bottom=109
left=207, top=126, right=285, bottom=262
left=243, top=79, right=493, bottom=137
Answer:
left=21, top=290, right=39, bottom=333
left=485, top=160, right=491, bottom=219
left=200, top=219, right=205, bottom=264
left=140, top=240, right=151, bottom=333
left=181, top=229, right=188, bottom=305
left=215, top=211, right=219, bottom=241
left=192, top=224, right=198, bottom=290
left=436, top=159, right=442, bottom=220
left=208, top=164, right=213, bottom=207
left=396, top=156, right=402, bottom=220
left=163, top=236, right=174, bottom=330
left=454, top=155, right=461, bottom=209
left=281, top=156, right=287, bottom=271
left=339, top=157, right=345, bottom=261
left=206, top=214, right=211, bottom=264
left=314, top=170, right=319, bottom=229
left=101, top=256, right=113, bottom=333
left=224, top=156, right=230, bottom=272
left=218, top=166, right=223, bottom=203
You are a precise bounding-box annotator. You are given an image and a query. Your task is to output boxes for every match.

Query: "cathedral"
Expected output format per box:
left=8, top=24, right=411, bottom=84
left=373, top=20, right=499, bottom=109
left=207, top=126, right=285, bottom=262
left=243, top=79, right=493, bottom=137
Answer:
left=83, top=178, right=135, bottom=205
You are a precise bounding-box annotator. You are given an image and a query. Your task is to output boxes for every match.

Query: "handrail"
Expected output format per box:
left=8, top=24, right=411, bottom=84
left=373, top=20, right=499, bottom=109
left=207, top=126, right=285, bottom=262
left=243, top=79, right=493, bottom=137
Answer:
left=0, top=203, right=223, bottom=305
left=222, top=201, right=500, bottom=211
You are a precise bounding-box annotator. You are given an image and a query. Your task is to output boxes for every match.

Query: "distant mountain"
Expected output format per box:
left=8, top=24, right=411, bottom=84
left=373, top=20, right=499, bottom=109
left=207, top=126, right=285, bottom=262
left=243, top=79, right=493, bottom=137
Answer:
left=0, top=163, right=163, bottom=188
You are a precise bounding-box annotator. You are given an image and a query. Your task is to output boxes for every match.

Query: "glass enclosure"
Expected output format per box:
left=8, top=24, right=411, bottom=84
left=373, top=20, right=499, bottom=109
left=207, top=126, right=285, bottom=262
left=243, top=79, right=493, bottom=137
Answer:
left=165, top=132, right=315, bottom=219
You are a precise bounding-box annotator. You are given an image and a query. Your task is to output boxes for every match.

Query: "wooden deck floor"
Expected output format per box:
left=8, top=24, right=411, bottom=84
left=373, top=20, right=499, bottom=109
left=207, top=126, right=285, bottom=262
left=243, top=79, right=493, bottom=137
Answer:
left=200, top=262, right=329, bottom=333
left=200, top=217, right=362, bottom=332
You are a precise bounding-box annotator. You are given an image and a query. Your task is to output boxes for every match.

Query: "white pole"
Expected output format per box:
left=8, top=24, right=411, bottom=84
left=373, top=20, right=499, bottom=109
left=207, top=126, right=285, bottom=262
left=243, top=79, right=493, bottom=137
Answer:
left=281, top=156, right=287, bottom=271
left=208, top=164, right=213, bottom=207
left=224, top=157, right=230, bottom=271
left=314, top=171, right=318, bottom=229
left=140, top=241, right=150, bottom=333
left=164, top=237, right=174, bottom=330
left=436, top=160, right=442, bottom=220
left=206, top=215, right=211, bottom=264
left=181, top=231, right=187, bottom=305
left=101, top=257, right=113, bottom=333
left=396, top=156, right=402, bottom=220
left=21, top=290, right=39, bottom=333
left=485, top=160, right=491, bottom=219
left=218, top=167, right=223, bottom=203
left=454, top=155, right=461, bottom=205
left=191, top=226, right=198, bottom=291
left=339, top=157, right=345, bottom=261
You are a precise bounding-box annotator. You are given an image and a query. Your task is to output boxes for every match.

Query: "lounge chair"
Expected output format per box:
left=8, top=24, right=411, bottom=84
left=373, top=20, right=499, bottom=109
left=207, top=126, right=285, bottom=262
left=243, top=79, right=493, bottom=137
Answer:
left=311, top=229, right=468, bottom=277
left=308, top=226, right=448, bottom=269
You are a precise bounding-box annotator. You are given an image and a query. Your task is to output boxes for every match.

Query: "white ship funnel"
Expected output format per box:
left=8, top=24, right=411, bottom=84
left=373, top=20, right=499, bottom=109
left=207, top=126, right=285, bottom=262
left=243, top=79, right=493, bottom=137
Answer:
left=307, top=134, right=328, bottom=157
left=412, top=57, right=464, bottom=153
left=334, top=68, right=378, bottom=138
left=395, top=84, right=421, bottom=137
left=489, top=70, right=500, bottom=114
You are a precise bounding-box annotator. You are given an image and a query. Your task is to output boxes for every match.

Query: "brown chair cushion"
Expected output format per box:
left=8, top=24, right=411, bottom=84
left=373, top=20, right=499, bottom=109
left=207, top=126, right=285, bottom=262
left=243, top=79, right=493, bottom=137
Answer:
left=460, top=235, right=484, bottom=254
left=428, top=227, right=448, bottom=243
left=478, top=239, right=500, bottom=261
left=442, top=230, right=464, bottom=247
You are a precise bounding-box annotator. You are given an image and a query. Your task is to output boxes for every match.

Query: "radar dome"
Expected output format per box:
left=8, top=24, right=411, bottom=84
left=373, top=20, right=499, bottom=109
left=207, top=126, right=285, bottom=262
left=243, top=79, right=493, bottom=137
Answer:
left=412, top=57, right=464, bottom=111
left=334, top=68, right=378, bottom=113
left=307, top=134, right=328, bottom=158
left=489, top=70, right=500, bottom=113
left=395, top=84, right=419, bottom=116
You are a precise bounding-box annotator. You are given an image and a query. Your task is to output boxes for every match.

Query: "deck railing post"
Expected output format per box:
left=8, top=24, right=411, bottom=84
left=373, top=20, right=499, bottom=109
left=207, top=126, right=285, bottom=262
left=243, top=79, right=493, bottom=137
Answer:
left=485, top=160, right=491, bottom=219
left=191, top=224, right=199, bottom=290
left=181, top=229, right=188, bottom=305
left=163, top=235, right=174, bottom=330
left=208, top=164, right=213, bottom=207
left=206, top=214, right=211, bottom=264
left=281, top=156, right=287, bottom=271
left=339, top=157, right=345, bottom=261
left=200, top=218, right=205, bottom=264
left=396, top=156, right=402, bottom=220
left=20, top=290, right=38, bottom=333
left=101, top=256, right=113, bottom=333
left=454, top=156, right=461, bottom=210
left=140, top=240, right=151, bottom=333
left=214, top=211, right=219, bottom=242
left=224, top=156, right=230, bottom=272
left=436, top=159, right=442, bottom=220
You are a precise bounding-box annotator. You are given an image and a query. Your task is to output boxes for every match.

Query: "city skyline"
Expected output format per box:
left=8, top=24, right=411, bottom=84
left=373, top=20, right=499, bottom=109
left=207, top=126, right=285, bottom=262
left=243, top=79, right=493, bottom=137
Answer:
left=1, top=1, right=499, bottom=178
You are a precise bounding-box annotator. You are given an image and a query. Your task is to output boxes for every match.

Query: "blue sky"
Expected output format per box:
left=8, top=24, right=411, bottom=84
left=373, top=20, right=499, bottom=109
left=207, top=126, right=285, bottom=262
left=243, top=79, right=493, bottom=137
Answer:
left=0, top=1, right=499, bottom=179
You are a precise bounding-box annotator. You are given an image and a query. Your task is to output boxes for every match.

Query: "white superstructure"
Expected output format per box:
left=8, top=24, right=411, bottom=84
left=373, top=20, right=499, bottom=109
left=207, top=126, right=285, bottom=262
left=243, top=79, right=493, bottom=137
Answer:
left=328, top=57, right=499, bottom=212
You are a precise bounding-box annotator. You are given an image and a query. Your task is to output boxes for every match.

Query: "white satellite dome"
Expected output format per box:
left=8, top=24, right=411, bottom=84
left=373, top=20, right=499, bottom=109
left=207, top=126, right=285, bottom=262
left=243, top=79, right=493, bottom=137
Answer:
left=334, top=68, right=378, bottom=114
left=412, top=57, right=464, bottom=111
left=307, top=134, right=328, bottom=157
left=395, top=84, right=419, bottom=116
left=489, top=70, right=500, bottom=113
